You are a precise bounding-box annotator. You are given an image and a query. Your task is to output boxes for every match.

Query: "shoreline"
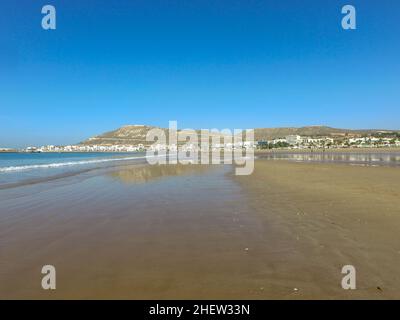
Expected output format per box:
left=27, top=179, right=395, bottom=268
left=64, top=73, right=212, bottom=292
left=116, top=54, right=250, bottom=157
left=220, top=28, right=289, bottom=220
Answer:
left=1, top=158, right=400, bottom=298
left=255, top=147, right=400, bottom=154
left=2, top=146, right=400, bottom=154
left=0, top=151, right=143, bottom=154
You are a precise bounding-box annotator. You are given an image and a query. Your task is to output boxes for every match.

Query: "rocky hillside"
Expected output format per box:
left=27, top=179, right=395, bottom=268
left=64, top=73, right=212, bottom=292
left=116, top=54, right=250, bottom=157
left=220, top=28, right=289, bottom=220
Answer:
left=80, top=125, right=232, bottom=146
left=253, top=126, right=385, bottom=141
left=81, top=125, right=161, bottom=145
left=80, top=125, right=398, bottom=145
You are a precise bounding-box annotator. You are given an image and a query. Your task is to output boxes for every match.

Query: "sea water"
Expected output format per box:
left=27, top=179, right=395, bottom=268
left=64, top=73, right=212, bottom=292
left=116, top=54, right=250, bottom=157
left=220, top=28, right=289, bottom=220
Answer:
left=0, top=152, right=147, bottom=187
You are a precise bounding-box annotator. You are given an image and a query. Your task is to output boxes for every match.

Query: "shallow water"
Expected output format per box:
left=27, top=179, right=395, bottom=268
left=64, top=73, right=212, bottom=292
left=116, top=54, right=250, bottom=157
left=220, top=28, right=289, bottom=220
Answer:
left=256, top=151, right=400, bottom=166
left=2, top=151, right=399, bottom=190
left=0, top=152, right=147, bottom=187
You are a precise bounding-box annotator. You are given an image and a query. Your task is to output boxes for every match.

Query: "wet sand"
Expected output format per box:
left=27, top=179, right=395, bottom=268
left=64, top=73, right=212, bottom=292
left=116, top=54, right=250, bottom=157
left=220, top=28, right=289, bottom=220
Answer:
left=1, top=160, right=400, bottom=299
left=255, top=147, right=400, bottom=154
left=0, top=164, right=270, bottom=299
left=234, top=160, right=400, bottom=299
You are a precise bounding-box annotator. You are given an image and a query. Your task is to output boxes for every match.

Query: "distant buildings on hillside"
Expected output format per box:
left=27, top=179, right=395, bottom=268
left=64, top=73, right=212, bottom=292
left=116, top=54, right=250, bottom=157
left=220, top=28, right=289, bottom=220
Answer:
left=257, top=134, right=400, bottom=150
left=16, top=132, right=400, bottom=153
left=0, top=147, right=17, bottom=152
left=30, top=144, right=145, bottom=153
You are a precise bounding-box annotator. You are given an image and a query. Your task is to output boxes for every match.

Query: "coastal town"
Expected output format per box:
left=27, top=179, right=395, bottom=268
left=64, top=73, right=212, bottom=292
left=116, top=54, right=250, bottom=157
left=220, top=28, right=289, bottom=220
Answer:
left=2, top=132, right=400, bottom=153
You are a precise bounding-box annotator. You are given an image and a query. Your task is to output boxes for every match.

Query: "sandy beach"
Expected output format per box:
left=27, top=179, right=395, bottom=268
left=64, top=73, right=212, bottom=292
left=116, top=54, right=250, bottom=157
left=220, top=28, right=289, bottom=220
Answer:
left=255, top=147, right=400, bottom=154
left=1, top=158, right=400, bottom=299
left=234, top=160, right=400, bottom=299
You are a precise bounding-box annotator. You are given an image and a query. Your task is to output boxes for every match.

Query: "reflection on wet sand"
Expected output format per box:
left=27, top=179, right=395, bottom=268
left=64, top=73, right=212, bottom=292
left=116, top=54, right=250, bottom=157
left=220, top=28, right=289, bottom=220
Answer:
left=256, top=151, right=400, bottom=166
left=108, top=163, right=214, bottom=184
left=2, top=159, right=400, bottom=299
left=1, top=163, right=262, bottom=299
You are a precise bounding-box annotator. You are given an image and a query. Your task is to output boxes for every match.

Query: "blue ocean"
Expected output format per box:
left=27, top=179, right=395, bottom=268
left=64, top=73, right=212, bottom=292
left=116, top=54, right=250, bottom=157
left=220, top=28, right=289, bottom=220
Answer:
left=0, top=152, right=146, bottom=187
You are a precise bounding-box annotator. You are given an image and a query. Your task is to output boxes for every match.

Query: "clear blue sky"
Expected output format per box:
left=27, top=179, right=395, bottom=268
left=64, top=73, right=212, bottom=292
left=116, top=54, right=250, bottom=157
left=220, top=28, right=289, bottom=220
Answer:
left=1, top=0, right=399, bottom=147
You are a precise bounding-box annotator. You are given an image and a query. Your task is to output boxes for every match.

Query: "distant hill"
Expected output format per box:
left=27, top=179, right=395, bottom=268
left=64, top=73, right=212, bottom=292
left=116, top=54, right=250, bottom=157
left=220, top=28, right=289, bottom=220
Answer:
left=253, top=126, right=397, bottom=141
left=81, top=125, right=161, bottom=146
left=80, top=125, right=399, bottom=146
left=80, top=125, right=230, bottom=146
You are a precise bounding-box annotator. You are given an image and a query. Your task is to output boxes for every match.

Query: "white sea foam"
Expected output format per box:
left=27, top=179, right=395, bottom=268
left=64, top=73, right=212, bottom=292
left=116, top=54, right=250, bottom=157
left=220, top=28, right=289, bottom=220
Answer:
left=0, top=156, right=148, bottom=173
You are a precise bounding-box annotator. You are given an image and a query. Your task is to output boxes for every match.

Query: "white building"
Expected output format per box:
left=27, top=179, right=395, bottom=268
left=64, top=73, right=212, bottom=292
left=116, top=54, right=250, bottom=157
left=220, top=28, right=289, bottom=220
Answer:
left=272, top=138, right=287, bottom=144
left=285, top=135, right=302, bottom=145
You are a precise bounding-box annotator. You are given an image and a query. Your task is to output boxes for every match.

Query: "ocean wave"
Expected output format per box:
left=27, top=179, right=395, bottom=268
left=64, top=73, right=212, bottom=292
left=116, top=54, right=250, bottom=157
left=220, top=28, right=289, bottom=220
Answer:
left=0, top=156, right=149, bottom=173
